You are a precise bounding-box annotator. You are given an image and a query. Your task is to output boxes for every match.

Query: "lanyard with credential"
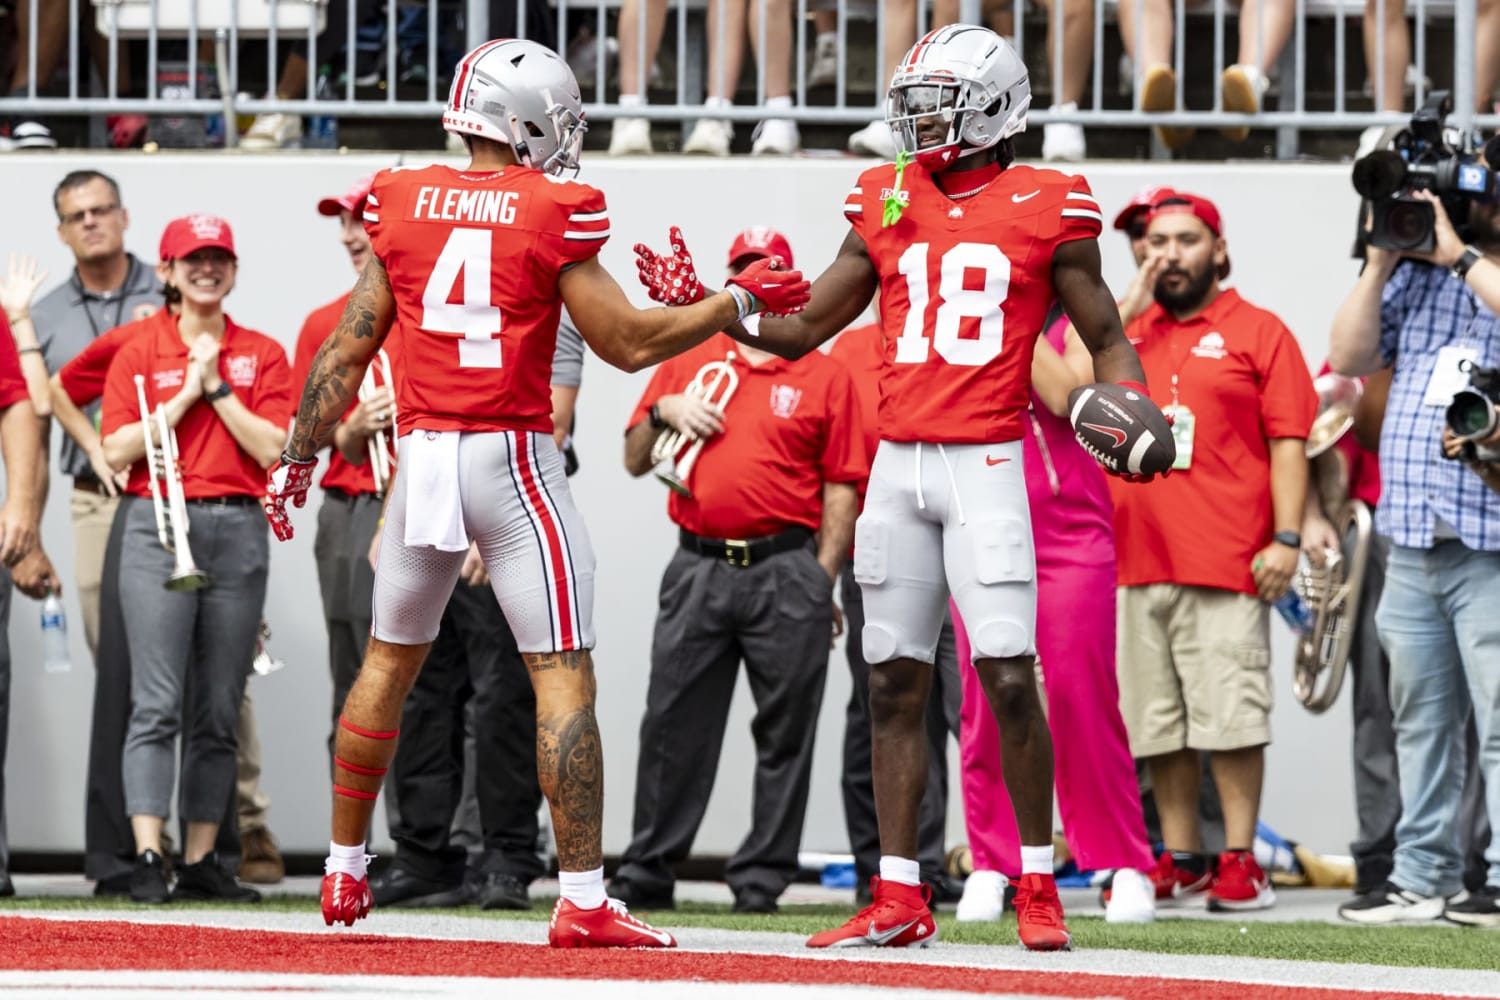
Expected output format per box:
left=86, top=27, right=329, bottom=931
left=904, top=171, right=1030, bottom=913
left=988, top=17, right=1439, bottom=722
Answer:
left=1162, top=327, right=1198, bottom=471
left=80, top=257, right=136, bottom=341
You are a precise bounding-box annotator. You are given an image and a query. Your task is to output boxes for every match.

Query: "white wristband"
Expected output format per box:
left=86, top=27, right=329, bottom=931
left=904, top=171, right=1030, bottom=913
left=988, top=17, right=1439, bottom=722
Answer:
left=727, top=285, right=755, bottom=321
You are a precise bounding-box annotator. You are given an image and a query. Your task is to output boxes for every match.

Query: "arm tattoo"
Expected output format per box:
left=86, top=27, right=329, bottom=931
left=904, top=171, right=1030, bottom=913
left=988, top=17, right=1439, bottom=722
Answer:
left=289, top=258, right=393, bottom=460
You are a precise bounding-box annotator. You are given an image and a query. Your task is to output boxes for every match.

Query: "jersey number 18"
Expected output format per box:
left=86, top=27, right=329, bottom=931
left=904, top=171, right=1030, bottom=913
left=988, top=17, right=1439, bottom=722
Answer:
left=894, top=241, right=1011, bottom=367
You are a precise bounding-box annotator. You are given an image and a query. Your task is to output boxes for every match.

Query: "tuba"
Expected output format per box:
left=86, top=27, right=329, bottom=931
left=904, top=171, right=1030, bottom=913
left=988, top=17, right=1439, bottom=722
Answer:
left=650, top=351, right=738, bottom=497
left=1291, top=373, right=1372, bottom=713
left=134, top=375, right=210, bottom=592
left=359, top=348, right=397, bottom=495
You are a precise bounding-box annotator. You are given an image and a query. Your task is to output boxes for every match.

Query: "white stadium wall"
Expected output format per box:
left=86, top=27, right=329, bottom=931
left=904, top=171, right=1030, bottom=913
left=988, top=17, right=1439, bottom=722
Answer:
left=0, top=153, right=1365, bottom=860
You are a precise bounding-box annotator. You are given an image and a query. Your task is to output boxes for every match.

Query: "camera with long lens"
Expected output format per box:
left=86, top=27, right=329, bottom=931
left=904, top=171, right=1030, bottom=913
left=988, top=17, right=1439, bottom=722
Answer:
left=1351, top=92, right=1500, bottom=254
left=1445, top=360, right=1500, bottom=462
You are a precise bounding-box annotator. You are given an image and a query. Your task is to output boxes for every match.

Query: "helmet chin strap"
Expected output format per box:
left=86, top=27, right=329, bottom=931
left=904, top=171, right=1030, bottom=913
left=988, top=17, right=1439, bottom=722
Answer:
left=505, top=113, right=535, bottom=169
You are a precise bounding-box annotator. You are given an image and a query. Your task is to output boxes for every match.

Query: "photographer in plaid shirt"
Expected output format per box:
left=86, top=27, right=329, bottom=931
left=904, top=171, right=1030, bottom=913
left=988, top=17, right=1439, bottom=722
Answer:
left=1329, top=188, right=1500, bottom=928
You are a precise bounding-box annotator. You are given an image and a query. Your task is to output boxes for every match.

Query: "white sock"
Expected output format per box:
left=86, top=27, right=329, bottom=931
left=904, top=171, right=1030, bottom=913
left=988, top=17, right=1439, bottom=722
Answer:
left=618, top=93, right=645, bottom=107
left=325, top=841, right=369, bottom=879
left=1020, top=844, right=1054, bottom=876
left=878, top=855, right=921, bottom=886
left=764, top=95, right=793, bottom=112
left=559, top=866, right=607, bottom=909
left=704, top=95, right=731, bottom=111
left=816, top=31, right=837, bottom=46
left=1050, top=100, right=1078, bottom=113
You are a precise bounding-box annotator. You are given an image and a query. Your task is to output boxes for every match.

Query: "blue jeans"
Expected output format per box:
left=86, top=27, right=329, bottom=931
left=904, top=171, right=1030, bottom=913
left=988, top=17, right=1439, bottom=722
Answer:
left=1376, top=541, right=1500, bottom=896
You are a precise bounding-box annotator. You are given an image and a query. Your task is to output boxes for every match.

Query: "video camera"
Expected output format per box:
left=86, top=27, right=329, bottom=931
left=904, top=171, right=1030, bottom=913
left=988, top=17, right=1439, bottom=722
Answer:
left=1445, top=360, right=1500, bottom=462
left=1351, top=92, right=1500, bottom=254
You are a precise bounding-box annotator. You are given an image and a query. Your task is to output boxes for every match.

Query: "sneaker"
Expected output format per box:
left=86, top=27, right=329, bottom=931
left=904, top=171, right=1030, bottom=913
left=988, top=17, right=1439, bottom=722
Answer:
left=1444, top=883, right=1500, bottom=928
left=1339, top=880, right=1451, bottom=924
left=94, top=873, right=132, bottom=898
left=1139, top=64, right=1193, bottom=151
left=848, top=119, right=897, bottom=159
left=3, top=119, right=57, bottom=150
left=806, top=877, right=937, bottom=949
left=808, top=35, right=839, bottom=88
left=956, top=869, right=1007, bottom=922
left=1042, top=119, right=1086, bottom=162
left=683, top=118, right=732, bottom=156
left=369, top=866, right=469, bottom=908
left=751, top=118, right=799, bottom=156
left=474, top=871, right=531, bottom=911
left=1013, top=873, right=1072, bottom=950
left=1102, top=867, right=1157, bottom=923
left=129, top=850, right=170, bottom=905
left=1208, top=850, right=1275, bottom=912
left=322, top=871, right=373, bottom=927
left=107, top=114, right=149, bottom=149
left=240, top=112, right=303, bottom=151
left=172, top=852, right=262, bottom=903
left=731, top=887, right=779, bottom=914
left=608, top=116, right=653, bottom=156
left=1220, top=64, right=1268, bottom=142
left=1148, top=850, right=1213, bottom=905
left=548, top=896, right=677, bottom=948
left=238, top=827, right=285, bottom=885
left=0, top=872, right=13, bottom=898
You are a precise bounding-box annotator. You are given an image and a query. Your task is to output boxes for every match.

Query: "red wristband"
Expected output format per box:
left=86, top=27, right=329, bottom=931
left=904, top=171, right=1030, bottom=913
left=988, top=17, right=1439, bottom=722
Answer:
left=1117, top=380, right=1150, bottom=397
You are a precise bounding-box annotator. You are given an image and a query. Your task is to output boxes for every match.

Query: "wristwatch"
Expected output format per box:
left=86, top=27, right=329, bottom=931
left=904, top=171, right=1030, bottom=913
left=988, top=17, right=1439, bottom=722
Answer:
left=648, top=402, right=667, bottom=430
left=1452, top=244, right=1484, bottom=280
left=204, top=382, right=234, bottom=403
left=1272, top=530, right=1302, bottom=549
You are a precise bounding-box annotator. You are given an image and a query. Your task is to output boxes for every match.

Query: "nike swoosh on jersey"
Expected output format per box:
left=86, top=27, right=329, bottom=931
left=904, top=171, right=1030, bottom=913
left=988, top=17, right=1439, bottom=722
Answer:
left=1012, top=190, right=1041, bottom=203
left=866, top=918, right=920, bottom=944
left=985, top=455, right=1011, bottom=466
left=618, top=920, right=674, bottom=945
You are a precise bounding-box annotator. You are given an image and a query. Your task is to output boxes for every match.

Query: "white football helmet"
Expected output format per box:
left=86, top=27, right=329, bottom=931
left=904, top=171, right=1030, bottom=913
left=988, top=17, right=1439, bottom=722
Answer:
left=885, top=25, right=1031, bottom=170
left=443, top=39, right=588, bottom=176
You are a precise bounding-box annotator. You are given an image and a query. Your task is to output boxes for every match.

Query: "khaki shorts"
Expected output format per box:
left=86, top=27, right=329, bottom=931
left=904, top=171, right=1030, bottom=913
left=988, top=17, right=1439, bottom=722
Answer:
left=1117, top=584, right=1271, bottom=756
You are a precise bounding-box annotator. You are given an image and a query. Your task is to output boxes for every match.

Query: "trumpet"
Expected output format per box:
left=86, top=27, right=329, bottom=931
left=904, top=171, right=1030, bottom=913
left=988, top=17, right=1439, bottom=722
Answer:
left=650, top=351, right=738, bottom=497
left=133, top=375, right=210, bottom=592
left=360, top=348, right=397, bottom=495
left=1291, top=373, right=1371, bottom=713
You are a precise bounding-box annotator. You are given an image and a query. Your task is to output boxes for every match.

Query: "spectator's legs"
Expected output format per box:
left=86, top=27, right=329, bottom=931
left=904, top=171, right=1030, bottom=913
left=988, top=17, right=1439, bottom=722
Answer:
left=1349, top=534, right=1400, bottom=893
left=1207, top=747, right=1263, bottom=852
left=1036, top=0, right=1094, bottom=160
left=1362, top=0, right=1408, bottom=112
left=809, top=10, right=839, bottom=87
left=1475, top=0, right=1500, bottom=111
left=1118, top=0, right=1190, bottom=148
left=1220, top=0, right=1293, bottom=139
left=610, top=0, right=670, bottom=154
left=682, top=0, right=748, bottom=154
left=1146, top=748, right=1203, bottom=852
left=747, top=0, right=800, bottom=154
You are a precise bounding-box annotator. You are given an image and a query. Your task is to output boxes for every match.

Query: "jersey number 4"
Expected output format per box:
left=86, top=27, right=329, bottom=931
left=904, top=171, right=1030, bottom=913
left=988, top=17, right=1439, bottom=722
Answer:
left=895, top=242, right=1011, bottom=367
left=422, top=228, right=503, bottom=368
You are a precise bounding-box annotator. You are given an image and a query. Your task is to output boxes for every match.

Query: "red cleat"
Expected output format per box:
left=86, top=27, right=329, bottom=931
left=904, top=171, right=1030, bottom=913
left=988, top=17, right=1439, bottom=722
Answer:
left=1208, top=850, right=1276, bottom=912
left=1013, top=873, right=1072, bottom=951
left=1148, top=849, right=1213, bottom=904
left=806, top=878, right=937, bottom=949
left=548, top=897, right=677, bottom=948
left=322, top=872, right=373, bottom=927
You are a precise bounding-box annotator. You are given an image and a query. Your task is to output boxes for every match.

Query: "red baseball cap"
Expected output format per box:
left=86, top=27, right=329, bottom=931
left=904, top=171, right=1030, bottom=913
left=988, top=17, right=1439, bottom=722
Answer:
left=1112, top=185, right=1179, bottom=232
left=318, top=173, right=377, bottom=217
left=158, top=214, right=237, bottom=261
left=1148, top=192, right=1230, bottom=279
left=727, top=226, right=793, bottom=269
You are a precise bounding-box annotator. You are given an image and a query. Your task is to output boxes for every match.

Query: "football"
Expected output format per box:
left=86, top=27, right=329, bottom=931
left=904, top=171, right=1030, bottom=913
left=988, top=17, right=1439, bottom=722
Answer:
left=1067, top=382, right=1177, bottom=477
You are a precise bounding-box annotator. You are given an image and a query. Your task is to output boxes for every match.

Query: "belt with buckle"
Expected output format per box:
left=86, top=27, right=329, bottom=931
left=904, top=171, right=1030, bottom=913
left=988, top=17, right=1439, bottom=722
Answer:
left=184, top=495, right=259, bottom=508
left=678, top=527, right=813, bottom=567
left=73, top=474, right=112, bottom=496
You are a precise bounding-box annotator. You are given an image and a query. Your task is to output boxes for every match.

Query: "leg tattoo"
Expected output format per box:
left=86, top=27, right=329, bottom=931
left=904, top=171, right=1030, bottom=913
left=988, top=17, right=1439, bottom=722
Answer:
left=527, top=649, right=605, bottom=872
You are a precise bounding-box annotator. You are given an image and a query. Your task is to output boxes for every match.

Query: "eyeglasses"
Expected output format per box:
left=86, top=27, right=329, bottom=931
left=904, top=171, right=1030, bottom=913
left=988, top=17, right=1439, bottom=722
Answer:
left=59, top=204, right=120, bottom=227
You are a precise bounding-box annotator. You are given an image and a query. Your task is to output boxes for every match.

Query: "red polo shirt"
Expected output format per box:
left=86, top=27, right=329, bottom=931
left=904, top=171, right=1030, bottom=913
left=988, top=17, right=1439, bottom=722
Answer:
left=292, top=293, right=382, bottom=495
left=58, top=323, right=136, bottom=405
left=1110, top=288, right=1317, bottom=595
left=0, top=315, right=30, bottom=411
left=826, top=322, right=884, bottom=497
left=100, top=310, right=295, bottom=499
left=629, top=333, right=868, bottom=539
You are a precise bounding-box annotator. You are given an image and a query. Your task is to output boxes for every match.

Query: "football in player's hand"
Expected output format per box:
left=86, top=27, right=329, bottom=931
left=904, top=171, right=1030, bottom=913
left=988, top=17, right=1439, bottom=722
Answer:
left=1067, top=382, right=1176, bottom=477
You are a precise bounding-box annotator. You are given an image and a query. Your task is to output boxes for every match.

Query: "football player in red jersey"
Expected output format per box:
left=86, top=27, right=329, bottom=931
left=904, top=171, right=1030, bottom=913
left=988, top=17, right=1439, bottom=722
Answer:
left=261, top=38, right=810, bottom=946
left=636, top=24, right=1156, bottom=952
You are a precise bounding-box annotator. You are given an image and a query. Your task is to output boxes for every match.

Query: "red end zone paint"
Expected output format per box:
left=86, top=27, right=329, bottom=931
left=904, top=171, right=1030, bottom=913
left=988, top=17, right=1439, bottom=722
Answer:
left=0, top=917, right=1481, bottom=1000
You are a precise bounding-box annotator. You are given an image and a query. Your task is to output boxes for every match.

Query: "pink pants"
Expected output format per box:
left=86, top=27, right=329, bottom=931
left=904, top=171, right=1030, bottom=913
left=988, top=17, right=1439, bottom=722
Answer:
left=957, top=561, right=1154, bottom=876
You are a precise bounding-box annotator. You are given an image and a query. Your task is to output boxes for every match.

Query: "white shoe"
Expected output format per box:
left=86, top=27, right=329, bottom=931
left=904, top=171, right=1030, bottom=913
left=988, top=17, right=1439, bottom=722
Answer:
left=848, top=119, right=896, bottom=158
left=240, top=112, right=302, bottom=150
left=608, top=116, right=653, bottom=155
left=1220, top=64, right=1269, bottom=141
left=808, top=35, right=839, bottom=88
left=956, top=869, right=1007, bottom=922
left=1042, top=106, right=1086, bottom=162
left=1104, top=868, right=1157, bottom=924
left=751, top=118, right=799, bottom=156
left=683, top=118, right=732, bottom=156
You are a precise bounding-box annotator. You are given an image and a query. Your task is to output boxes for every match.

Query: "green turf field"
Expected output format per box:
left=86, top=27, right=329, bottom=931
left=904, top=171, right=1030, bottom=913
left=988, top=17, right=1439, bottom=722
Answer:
left=2, top=896, right=1495, bottom=971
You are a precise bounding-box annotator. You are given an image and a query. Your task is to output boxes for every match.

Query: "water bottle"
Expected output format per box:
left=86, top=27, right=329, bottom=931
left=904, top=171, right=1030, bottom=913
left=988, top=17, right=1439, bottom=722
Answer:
left=41, top=591, right=70, bottom=674
left=1273, top=588, right=1314, bottom=635
left=305, top=65, right=339, bottom=150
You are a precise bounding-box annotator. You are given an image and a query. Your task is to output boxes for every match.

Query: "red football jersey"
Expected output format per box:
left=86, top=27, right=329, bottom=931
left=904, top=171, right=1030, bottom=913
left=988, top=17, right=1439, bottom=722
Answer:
left=363, top=163, right=607, bottom=436
left=844, top=162, right=1102, bottom=444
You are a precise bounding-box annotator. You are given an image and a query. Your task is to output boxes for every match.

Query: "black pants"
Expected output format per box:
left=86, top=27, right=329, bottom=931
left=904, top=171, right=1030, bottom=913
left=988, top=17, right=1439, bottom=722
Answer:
left=616, top=543, right=833, bottom=901
left=83, top=496, right=237, bottom=882
left=388, top=578, right=543, bottom=885
left=313, top=491, right=380, bottom=754
left=838, top=564, right=961, bottom=884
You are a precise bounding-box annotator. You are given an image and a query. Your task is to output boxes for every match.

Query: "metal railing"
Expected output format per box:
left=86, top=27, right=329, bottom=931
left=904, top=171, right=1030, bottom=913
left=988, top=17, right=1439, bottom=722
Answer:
left=0, top=0, right=1493, bottom=150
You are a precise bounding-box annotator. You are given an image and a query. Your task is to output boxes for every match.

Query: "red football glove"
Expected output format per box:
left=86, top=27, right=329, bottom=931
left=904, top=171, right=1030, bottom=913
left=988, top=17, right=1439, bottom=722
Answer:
left=263, top=453, right=318, bottom=542
left=726, top=256, right=811, bottom=317
left=634, top=226, right=705, bottom=306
